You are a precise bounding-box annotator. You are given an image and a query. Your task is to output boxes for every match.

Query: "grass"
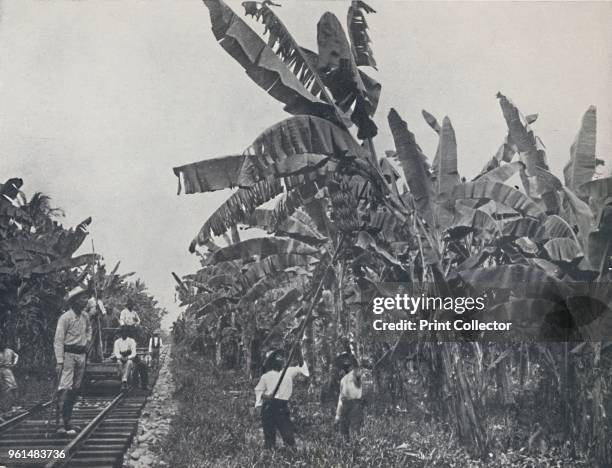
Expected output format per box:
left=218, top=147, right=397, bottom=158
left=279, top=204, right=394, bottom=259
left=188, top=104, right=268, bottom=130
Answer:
left=161, top=346, right=588, bottom=467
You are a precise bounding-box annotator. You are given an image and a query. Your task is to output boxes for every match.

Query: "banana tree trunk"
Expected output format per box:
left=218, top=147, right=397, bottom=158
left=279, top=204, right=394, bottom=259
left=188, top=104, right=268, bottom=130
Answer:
left=592, top=343, right=609, bottom=466
left=496, top=354, right=515, bottom=406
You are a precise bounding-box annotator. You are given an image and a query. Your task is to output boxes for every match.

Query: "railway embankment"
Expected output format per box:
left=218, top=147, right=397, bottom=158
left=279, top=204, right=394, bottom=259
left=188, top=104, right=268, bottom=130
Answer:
left=124, top=346, right=176, bottom=468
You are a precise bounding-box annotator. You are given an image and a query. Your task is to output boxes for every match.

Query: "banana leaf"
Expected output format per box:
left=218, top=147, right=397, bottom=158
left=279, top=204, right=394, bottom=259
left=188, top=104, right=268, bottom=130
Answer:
left=275, top=288, right=302, bottom=312
left=241, top=0, right=383, bottom=138
left=431, top=117, right=460, bottom=196
left=587, top=229, right=612, bottom=274
left=203, top=0, right=338, bottom=121
left=541, top=215, right=576, bottom=241
left=240, top=270, right=310, bottom=304
left=476, top=161, right=523, bottom=183
left=208, top=237, right=319, bottom=264
left=347, top=0, right=376, bottom=68
left=451, top=181, right=544, bottom=219
left=496, top=92, right=548, bottom=172
left=25, top=254, right=98, bottom=277
left=189, top=177, right=283, bottom=251
left=544, top=238, right=583, bottom=263
left=207, top=274, right=237, bottom=289
left=421, top=109, right=441, bottom=134
left=239, top=115, right=370, bottom=187
left=496, top=92, right=554, bottom=205
left=317, top=11, right=378, bottom=138
left=356, top=231, right=404, bottom=267
left=275, top=216, right=328, bottom=245
left=0, top=238, right=58, bottom=257
left=446, top=205, right=498, bottom=240
left=240, top=254, right=319, bottom=289
left=387, top=108, right=435, bottom=226
left=564, top=106, right=597, bottom=194
left=501, top=218, right=542, bottom=239
left=174, top=154, right=246, bottom=194
left=561, top=186, right=594, bottom=247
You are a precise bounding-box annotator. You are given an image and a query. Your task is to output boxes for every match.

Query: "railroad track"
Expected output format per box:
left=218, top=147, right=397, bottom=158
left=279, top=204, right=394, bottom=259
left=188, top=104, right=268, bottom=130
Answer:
left=0, top=349, right=168, bottom=468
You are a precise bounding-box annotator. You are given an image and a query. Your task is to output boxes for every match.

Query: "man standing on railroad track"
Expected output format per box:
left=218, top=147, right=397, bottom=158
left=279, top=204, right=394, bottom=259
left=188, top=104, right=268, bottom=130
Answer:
left=148, top=330, right=162, bottom=369
left=113, top=326, right=137, bottom=392
left=119, top=298, right=141, bottom=339
left=53, top=286, right=92, bottom=436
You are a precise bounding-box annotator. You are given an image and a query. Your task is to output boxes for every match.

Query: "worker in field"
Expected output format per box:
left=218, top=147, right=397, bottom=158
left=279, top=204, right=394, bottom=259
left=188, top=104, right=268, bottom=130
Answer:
left=53, top=287, right=92, bottom=436
left=148, top=330, right=162, bottom=368
left=119, top=298, right=141, bottom=339
left=254, top=341, right=309, bottom=450
left=113, top=326, right=137, bottom=391
left=334, top=353, right=364, bottom=440
left=0, top=335, right=20, bottom=416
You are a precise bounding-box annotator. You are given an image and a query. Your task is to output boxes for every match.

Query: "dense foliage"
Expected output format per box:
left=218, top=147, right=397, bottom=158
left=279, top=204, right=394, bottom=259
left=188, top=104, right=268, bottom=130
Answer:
left=0, top=179, right=166, bottom=371
left=172, top=1, right=612, bottom=464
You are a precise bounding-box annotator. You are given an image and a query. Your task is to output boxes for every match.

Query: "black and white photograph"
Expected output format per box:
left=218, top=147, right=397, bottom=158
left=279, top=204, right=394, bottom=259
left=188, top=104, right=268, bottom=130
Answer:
left=1, top=0, right=611, bottom=466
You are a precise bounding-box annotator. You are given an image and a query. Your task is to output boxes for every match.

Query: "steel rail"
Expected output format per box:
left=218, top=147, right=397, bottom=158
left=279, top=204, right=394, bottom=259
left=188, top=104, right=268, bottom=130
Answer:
left=0, top=347, right=168, bottom=467
left=0, top=401, right=53, bottom=433
left=44, top=393, right=125, bottom=468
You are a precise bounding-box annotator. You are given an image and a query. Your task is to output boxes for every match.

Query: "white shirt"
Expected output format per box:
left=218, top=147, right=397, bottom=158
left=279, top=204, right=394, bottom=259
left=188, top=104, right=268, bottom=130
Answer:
left=119, top=308, right=140, bottom=326
left=336, top=370, right=363, bottom=419
left=113, top=337, right=137, bottom=360
left=148, top=337, right=163, bottom=353
left=254, top=362, right=309, bottom=407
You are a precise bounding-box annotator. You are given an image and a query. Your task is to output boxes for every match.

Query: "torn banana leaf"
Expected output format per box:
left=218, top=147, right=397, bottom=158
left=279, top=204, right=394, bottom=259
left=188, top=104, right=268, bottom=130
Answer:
left=203, top=0, right=338, bottom=122
left=317, top=11, right=378, bottom=138
left=239, top=115, right=370, bottom=186
left=347, top=0, right=377, bottom=68
left=189, top=177, right=283, bottom=251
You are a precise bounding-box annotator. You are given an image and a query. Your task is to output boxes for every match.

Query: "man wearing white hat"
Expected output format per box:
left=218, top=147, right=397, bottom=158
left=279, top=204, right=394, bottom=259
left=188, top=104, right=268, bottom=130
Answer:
left=53, top=286, right=92, bottom=436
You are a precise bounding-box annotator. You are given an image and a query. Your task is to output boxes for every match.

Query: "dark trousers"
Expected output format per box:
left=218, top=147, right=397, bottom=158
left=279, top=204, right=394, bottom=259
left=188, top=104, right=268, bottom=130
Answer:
left=56, top=389, right=78, bottom=429
left=261, top=399, right=295, bottom=449
left=338, top=399, right=364, bottom=439
left=134, top=356, right=148, bottom=389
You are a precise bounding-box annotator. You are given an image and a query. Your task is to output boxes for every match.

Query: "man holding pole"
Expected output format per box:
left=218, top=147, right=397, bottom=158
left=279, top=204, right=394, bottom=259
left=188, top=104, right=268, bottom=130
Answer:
left=254, top=340, right=308, bottom=450
left=53, top=287, right=92, bottom=436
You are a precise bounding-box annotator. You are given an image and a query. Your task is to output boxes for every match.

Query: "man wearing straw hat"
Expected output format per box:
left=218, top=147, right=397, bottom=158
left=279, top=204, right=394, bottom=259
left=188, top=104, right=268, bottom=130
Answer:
left=53, top=286, right=92, bottom=436
left=254, top=342, right=309, bottom=450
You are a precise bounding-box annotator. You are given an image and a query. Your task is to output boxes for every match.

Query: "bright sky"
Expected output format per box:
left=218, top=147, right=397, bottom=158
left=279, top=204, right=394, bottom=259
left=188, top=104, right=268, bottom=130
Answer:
left=1, top=0, right=611, bottom=328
